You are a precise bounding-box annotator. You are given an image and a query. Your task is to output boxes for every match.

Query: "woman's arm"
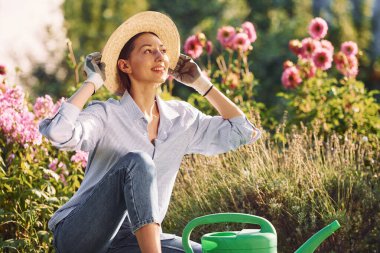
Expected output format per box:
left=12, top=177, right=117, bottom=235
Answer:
left=203, top=86, right=244, bottom=119
left=67, top=82, right=96, bottom=109
left=68, top=52, right=104, bottom=109
left=170, top=54, right=261, bottom=156
left=38, top=52, right=106, bottom=151
left=169, top=54, right=245, bottom=120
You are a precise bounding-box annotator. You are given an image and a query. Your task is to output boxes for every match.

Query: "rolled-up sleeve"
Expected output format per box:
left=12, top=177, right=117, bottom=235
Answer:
left=185, top=107, right=261, bottom=156
left=39, top=101, right=106, bottom=151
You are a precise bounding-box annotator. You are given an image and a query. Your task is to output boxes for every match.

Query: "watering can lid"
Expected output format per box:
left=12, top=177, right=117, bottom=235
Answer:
left=202, top=229, right=277, bottom=250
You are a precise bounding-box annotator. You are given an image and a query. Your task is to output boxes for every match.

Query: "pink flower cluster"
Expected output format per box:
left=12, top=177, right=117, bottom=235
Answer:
left=33, top=95, right=65, bottom=120
left=71, top=150, right=89, bottom=168
left=34, top=95, right=54, bottom=119
left=282, top=17, right=360, bottom=88
left=217, top=21, right=257, bottom=52
left=0, top=84, right=42, bottom=146
left=0, top=82, right=65, bottom=146
left=49, top=158, right=67, bottom=171
left=183, top=21, right=257, bottom=58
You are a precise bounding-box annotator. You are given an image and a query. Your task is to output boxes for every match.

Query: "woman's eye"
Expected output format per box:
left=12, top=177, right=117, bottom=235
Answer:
left=161, top=49, right=167, bottom=54
left=144, top=49, right=152, bottom=54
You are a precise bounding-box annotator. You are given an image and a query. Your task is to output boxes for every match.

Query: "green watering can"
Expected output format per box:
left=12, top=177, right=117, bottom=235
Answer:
left=182, top=213, right=340, bottom=253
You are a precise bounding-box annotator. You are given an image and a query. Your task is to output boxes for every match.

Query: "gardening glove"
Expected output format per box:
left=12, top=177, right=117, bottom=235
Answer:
left=169, top=54, right=213, bottom=96
left=83, top=52, right=105, bottom=93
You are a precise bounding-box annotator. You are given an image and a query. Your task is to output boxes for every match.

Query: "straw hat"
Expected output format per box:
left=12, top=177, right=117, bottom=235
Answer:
left=101, top=11, right=180, bottom=95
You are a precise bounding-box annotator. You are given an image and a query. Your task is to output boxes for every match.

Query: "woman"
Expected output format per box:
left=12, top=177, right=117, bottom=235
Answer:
left=40, top=11, right=261, bottom=253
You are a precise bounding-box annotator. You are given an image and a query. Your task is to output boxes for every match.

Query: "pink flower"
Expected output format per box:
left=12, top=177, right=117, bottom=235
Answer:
left=313, top=49, right=333, bottom=70
left=334, top=52, right=359, bottom=78
left=241, top=21, right=257, bottom=43
left=206, top=41, right=213, bottom=55
left=33, top=95, right=54, bottom=119
left=308, top=17, right=328, bottom=40
left=342, top=56, right=359, bottom=78
left=217, top=26, right=236, bottom=49
left=341, top=41, right=358, bottom=56
left=281, top=66, right=302, bottom=89
left=71, top=150, right=89, bottom=168
left=184, top=35, right=203, bottom=59
left=346, top=56, right=359, bottom=77
left=289, top=39, right=303, bottom=56
left=300, top=38, right=321, bottom=59
left=334, top=51, right=348, bottom=67
left=232, top=32, right=251, bottom=52
left=49, top=158, right=59, bottom=171
left=0, top=65, right=6, bottom=75
left=320, top=40, right=334, bottom=55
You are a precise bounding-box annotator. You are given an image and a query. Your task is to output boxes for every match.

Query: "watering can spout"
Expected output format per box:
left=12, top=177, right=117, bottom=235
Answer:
left=295, top=220, right=340, bottom=253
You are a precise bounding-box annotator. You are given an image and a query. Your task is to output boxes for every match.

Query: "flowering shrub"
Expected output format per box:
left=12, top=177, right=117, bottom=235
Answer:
left=0, top=72, right=87, bottom=251
left=278, top=17, right=380, bottom=139
left=181, top=21, right=266, bottom=119
left=0, top=84, right=42, bottom=146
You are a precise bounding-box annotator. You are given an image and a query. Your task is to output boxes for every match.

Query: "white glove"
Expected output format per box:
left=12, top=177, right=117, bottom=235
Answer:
left=83, top=52, right=105, bottom=93
left=169, top=54, right=213, bottom=96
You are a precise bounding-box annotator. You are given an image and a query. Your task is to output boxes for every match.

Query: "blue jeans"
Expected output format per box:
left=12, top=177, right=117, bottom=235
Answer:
left=53, top=151, right=202, bottom=253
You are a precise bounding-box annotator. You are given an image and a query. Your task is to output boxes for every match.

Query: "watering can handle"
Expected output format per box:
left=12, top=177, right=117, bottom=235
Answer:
left=182, top=213, right=276, bottom=253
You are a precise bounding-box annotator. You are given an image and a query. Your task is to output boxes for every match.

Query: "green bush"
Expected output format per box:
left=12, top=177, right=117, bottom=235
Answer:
left=278, top=75, right=380, bottom=140
left=0, top=141, right=84, bottom=252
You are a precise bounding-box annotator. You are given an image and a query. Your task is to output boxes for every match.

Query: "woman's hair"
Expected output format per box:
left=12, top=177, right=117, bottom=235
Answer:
left=117, top=32, right=157, bottom=93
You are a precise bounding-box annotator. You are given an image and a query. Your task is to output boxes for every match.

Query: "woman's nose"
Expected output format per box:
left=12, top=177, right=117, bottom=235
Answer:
left=154, top=49, right=164, bottom=61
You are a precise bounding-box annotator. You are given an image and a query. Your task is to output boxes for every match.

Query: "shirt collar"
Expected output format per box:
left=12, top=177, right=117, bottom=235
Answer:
left=120, top=90, right=180, bottom=122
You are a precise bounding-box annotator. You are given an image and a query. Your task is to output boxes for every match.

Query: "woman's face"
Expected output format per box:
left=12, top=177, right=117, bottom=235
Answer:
left=123, top=33, right=170, bottom=87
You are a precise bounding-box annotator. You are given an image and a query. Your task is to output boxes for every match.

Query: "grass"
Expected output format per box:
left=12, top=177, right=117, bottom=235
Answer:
left=164, top=118, right=380, bottom=252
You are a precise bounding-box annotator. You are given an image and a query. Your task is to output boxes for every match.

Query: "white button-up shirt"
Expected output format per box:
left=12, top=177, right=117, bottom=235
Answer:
left=39, top=91, right=261, bottom=231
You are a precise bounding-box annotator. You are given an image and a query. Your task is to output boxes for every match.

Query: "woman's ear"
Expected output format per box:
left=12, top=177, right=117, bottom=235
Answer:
left=117, top=59, right=132, bottom=74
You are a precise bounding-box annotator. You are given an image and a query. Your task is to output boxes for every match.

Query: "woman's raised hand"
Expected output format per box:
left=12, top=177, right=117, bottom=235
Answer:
left=83, top=52, right=106, bottom=93
left=169, top=54, right=212, bottom=96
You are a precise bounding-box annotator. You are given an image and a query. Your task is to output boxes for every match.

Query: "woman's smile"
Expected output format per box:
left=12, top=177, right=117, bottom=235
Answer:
left=151, top=65, right=166, bottom=75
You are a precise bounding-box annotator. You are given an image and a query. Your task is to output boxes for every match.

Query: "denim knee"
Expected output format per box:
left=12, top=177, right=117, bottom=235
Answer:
left=113, top=151, right=152, bottom=170
left=125, top=151, right=155, bottom=172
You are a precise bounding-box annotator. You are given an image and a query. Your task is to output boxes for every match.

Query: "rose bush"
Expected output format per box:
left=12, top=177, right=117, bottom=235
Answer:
left=278, top=17, right=380, bottom=140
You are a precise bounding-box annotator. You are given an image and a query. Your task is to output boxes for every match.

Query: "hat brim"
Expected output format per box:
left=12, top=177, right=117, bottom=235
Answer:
left=101, top=11, right=180, bottom=95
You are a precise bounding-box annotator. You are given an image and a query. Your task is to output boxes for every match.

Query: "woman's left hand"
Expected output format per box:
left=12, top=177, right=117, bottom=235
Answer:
left=169, top=54, right=212, bottom=96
